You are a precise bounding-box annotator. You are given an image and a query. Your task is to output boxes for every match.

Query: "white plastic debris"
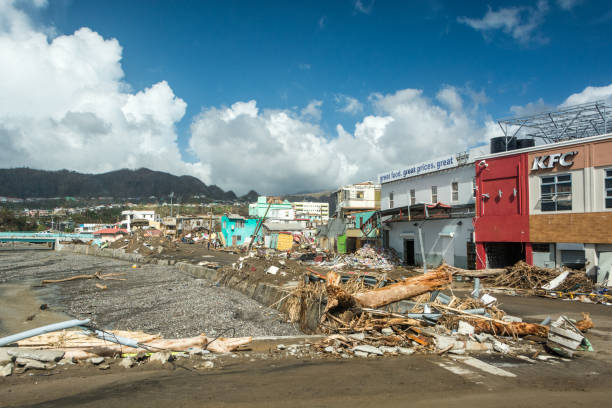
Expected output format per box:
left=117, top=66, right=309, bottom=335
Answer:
left=542, top=271, right=570, bottom=290
left=266, top=266, right=280, bottom=275
left=481, top=293, right=497, bottom=306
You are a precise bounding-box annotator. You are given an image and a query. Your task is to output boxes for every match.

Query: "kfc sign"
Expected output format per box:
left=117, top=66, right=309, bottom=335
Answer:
left=532, top=151, right=578, bottom=170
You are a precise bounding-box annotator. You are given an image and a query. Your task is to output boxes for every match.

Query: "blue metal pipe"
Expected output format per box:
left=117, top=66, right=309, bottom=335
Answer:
left=0, top=319, right=91, bottom=347
left=79, top=327, right=141, bottom=349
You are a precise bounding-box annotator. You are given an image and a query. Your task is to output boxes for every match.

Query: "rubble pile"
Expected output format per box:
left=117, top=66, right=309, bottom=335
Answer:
left=282, top=263, right=595, bottom=359
left=313, top=245, right=401, bottom=270
left=108, top=230, right=179, bottom=257
left=493, top=261, right=593, bottom=291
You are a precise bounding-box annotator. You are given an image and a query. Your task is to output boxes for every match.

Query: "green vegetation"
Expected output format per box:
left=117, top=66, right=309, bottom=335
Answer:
left=70, top=207, right=123, bottom=224
left=0, top=207, right=38, bottom=231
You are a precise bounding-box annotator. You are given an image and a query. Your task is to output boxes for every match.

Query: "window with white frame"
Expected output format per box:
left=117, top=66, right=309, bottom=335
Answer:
left=606, top=169, right=612, bottom=209
left=410, top=189, right=415, bottom=206
left=431, top=186, right=438, bottom=203
left=451, top=182, right=459, bottom=201
left=472, top=177, right=476, bottom=198
left=389, top=192, right=394, bottom=208
left=541, top=174, right=572, bottom=211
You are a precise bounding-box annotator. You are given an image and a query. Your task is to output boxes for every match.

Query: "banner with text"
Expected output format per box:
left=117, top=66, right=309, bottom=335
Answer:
left=378, top=155, right=458, bottom=184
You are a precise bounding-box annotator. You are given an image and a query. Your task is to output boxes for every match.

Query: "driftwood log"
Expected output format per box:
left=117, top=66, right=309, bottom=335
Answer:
left=352, top=267, right=452, bottom=308
left=471, top=320, right=549, bottom=337
left=412, top=265, right=505, bottom=278
left=42, top=271, right=126, bottom=284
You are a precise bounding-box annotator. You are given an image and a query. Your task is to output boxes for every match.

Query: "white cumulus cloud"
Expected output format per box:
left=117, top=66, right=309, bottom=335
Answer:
left=0, top=0, right=208, bottom=183
left=188, top=89, right=491, bottom=194
left=561, top=84, right=612, bottom=106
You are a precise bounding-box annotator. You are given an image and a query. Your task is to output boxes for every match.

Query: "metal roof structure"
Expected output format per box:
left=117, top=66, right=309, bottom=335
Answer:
left=497, top=100, right=611, bottom=144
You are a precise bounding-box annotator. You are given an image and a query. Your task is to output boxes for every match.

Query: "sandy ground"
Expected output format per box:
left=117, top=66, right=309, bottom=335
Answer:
left=2, top=246, right=612, bottom=407
left=2, top=348, right=611, bottom=408
left=0, top=247, right=299, bottom=338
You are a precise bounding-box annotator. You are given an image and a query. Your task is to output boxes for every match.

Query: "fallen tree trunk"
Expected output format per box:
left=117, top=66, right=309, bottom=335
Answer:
left=412, top=266, right=505, bottom=278
left=448, top=267, right=506, bottom=278
left=16, top=330, right=252, bottom=358
left=471, top=320, right=549, bottom=337
left=352, top=267, right=452, bottom=308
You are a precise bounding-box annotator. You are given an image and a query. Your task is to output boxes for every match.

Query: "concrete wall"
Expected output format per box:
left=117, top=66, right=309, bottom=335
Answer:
left=387, top=217, right=472, bottom=268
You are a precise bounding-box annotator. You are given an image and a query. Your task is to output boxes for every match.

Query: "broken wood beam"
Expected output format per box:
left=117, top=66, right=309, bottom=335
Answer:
left=352, top=267, right=451, bottom=308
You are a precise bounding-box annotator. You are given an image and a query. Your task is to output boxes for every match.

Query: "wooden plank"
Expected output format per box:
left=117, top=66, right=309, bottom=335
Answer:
left=548, top=333, right=582, bottom=350
left=550, top=325, right=584, bottom=343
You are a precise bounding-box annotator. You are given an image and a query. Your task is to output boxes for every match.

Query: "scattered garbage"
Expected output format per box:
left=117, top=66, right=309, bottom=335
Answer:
left=275, top=263, right=596, bottom=361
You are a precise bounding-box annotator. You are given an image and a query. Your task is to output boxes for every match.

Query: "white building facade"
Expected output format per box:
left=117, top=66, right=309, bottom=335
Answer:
left=335, top=182, right=381, bottom=217
left=121, top=210, right=156, bottom=232
left=293, top=201, right=330, bottom=223
left=379, top=149, right=484, bottom=268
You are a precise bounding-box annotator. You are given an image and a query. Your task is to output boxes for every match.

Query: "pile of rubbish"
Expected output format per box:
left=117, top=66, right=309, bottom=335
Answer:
left=283, top=263, right=595, bottom=359
left=312, top=245, right=401, bottom=270
left=494, top=261, right=593, bottom=291
left=0, top=319, right=251, bottom=376
left=491, top=261, right=610, bottom=304
left=108, top=230, right=179, bottom=256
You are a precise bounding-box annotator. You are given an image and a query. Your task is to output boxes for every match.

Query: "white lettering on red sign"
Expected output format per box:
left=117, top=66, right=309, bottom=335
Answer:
left=532, top=151, right=578, bottom=170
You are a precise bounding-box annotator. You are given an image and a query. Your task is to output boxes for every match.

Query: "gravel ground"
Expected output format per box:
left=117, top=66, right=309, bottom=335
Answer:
left=0, top=247, right=300, bottom=338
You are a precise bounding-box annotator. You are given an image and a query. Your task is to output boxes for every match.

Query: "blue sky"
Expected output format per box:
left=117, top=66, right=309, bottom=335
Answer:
left=2, top=0, right=611, bottom=194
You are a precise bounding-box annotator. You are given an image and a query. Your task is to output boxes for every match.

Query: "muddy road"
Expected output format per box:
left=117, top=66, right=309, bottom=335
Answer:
left=2, top=351, right=612, bottom=408
left=2, top=246, right=612, bottom=407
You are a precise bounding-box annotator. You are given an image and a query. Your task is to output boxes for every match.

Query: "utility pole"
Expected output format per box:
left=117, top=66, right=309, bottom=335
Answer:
left=170, top=192, right=174, bottom=217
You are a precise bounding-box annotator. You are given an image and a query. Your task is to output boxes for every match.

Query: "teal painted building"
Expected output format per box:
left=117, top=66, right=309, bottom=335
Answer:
left=220, top=214, right=259, bottom=246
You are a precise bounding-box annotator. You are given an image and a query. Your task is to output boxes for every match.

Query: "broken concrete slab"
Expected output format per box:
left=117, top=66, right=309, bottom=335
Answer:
left=348, top=333, right=365, bottom=341
left=0, top=348, right=14, bottom=365
left=15, top=358, right=53, bottom=370
left=397, top=347, right=415, bottom=356
left=149, top=352, right=174, bottom=364
left=457, top=321, right=475, bottom=336
left=474, top=333, right=495, bottom=343
left=379, top=346, right=398, bottom=354
left=7, top=349, right=64, bottom=363
left=353, top=345, right=383, bottom=356
left=1, top=363, right=13, bottom=377
left=118, top=357, right=134, bottom=368
left=88, top=357, right=105, bottom=365
left=493, top=341, right=511, bottom=354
